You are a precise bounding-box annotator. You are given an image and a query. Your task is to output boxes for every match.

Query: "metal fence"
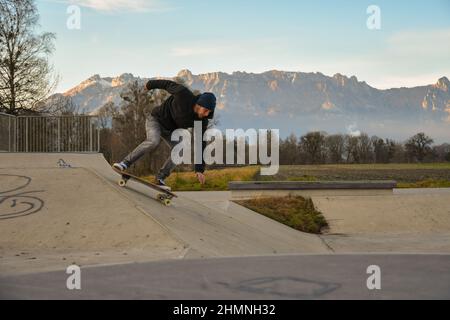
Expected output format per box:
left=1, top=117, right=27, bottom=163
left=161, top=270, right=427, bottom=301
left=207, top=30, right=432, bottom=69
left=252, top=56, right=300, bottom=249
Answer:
left=0, top=113, right=16, bottom=152
left=0, top=113, right=100, bottom=153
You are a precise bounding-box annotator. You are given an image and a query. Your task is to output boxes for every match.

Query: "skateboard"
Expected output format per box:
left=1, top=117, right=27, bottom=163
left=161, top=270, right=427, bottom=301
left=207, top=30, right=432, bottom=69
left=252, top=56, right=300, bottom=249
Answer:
left=112, top=167, right=177, bottom=206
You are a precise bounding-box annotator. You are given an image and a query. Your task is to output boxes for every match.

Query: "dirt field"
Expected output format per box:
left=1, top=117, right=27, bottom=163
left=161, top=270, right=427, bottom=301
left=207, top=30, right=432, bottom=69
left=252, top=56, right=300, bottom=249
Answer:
left=255, top=163, right=450, bottom=186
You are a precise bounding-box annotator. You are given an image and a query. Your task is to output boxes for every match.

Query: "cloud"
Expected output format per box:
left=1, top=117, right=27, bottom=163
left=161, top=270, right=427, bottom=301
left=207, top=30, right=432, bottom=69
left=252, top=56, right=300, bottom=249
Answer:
left=56, top=0, right=172, bottom=13
left=346, top=123, right=361, bottom=137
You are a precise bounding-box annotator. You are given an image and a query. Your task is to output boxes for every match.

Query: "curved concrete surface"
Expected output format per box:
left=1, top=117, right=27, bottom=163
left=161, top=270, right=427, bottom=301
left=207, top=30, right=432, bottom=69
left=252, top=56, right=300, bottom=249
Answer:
left=0, top=153, right=328, bottom=275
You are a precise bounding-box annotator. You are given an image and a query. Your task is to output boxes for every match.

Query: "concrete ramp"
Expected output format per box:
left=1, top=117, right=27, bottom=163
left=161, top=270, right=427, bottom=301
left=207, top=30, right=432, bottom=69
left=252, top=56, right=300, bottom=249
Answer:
left=0, top=153, right=328, bottom=275
left=0, top=154, right=186, bottom=274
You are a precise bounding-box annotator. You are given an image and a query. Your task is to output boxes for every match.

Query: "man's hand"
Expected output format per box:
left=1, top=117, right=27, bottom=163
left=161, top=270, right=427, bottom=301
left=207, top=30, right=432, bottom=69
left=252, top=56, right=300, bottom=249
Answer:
left=196, top=172, right=206, bottom=185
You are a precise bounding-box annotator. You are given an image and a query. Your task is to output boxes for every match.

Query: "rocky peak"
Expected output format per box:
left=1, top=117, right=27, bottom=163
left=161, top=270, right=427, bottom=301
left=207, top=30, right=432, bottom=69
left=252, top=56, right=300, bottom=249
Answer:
left=65, top=74, right=104, bottom=96
left=333, top=73, right=359, bottom=87
left=112, top=73, right=135, bottom=87
left=87, top=74, right=101, bottom=82
left=333, top=73, right=346, bottom=86
left=199, top=71, right=221, bottom=80
left=177, top=69, right=193, bottom=79
left=435, top=76, right=449, bottom=91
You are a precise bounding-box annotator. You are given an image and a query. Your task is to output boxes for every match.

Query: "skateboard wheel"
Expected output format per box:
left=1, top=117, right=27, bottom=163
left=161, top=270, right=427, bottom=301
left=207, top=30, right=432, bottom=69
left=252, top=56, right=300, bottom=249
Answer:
left=157, top=194, right=171, bottom=206
left=118, top=179, right=127, bottom=187
left=157, top=194, right=166, bottom=200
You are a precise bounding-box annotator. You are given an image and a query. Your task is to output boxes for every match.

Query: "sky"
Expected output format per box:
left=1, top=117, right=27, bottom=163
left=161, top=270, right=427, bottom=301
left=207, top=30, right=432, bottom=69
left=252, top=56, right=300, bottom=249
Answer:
left=37, top=0, right=450, bottom=93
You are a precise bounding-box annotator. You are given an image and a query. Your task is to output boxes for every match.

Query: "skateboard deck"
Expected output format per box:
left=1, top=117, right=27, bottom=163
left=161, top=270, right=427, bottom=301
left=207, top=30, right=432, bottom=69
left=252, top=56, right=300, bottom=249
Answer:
left=112, top=166, right=177, bottom=206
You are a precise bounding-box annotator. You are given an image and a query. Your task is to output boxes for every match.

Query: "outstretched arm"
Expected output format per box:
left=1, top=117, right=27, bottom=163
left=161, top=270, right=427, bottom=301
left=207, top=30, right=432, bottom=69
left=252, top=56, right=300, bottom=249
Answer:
left=145, top=79, right=189, bottom=95
left=194, top=116, right=214, bottom=182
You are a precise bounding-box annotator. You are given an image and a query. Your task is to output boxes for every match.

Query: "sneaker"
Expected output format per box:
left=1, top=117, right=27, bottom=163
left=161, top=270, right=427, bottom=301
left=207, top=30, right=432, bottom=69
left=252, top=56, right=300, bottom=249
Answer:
left=155, top=178, right=166, bottom=186
left=113, top=161, right=128, bottom=171
left=155, top=178, right=171, bottom=190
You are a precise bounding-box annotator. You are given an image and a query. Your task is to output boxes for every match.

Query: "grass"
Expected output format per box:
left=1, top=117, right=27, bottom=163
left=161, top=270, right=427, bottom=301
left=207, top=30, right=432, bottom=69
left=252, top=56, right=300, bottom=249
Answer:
left=139, top=163, right=450, bottom=191
left=142, top=166, right=260, bottom=191
left=235, top=195, right=328, bottom=234
left=397, top=179, right=450, bottom=188
left=257, top=174, right=318, bottom=182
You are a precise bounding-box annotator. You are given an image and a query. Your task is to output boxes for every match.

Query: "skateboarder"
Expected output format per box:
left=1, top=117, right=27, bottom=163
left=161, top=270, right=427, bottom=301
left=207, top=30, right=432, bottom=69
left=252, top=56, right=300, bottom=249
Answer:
left=113, top=79, right=216, bottom=188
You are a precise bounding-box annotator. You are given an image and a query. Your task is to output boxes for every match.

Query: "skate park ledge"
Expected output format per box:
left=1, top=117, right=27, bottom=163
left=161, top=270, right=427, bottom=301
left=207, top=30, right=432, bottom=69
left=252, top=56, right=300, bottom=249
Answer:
left=228, top=180, right=397, bottom=200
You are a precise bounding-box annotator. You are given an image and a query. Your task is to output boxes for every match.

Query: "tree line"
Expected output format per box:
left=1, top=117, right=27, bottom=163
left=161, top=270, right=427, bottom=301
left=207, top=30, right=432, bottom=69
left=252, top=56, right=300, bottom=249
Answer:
left=279, top=131, right=450, bottom=165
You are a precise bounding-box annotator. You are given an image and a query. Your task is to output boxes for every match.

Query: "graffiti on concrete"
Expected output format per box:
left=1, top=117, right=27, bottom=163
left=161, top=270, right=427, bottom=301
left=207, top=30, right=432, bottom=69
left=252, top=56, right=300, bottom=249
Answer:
left=218, top=276, right=341, bottom=299
left=0, top=174, right=44, bottom=220
left=57, top=159, right=72, bottom=168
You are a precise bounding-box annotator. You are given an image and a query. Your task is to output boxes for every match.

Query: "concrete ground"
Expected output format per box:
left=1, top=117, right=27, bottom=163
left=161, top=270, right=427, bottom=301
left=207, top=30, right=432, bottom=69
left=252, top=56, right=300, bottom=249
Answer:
left=2, top=254, right=449, bottom=299
left=1, top=153, right=449, bottom=299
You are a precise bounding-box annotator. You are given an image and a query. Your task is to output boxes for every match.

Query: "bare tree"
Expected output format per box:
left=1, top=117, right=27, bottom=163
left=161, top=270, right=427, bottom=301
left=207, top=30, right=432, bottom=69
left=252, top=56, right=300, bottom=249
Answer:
left=325, top=134, right=345, bottom=163
left=390, top=141, right=407, bottom=163
left=300, top=131, right=327, bottom=164
left=357, top=133, right=373, bottom=163
left=97, top=101, right=119, bottom=129
left=95, top=101, right=119, bottom=162
left=280, top=133, right=300, bottom=164
left=0, top=0, right=57, bottom=115
left=432, top=143, right=450, bottom=162
left=405, top=132, right=434, bottom=162
left=372, top=136, right=398, bottom=163
left=345, top=135, right=359, bottom=163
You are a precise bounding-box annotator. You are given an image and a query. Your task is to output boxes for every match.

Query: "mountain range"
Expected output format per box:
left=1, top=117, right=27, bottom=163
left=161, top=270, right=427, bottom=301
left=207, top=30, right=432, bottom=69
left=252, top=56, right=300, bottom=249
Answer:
left=49, top=69, right=450, bottom=142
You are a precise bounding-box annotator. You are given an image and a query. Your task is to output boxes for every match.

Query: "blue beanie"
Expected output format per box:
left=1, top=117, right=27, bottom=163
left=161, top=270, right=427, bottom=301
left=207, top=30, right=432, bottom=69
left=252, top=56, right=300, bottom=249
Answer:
left=197, top=92, right=216, bottom=111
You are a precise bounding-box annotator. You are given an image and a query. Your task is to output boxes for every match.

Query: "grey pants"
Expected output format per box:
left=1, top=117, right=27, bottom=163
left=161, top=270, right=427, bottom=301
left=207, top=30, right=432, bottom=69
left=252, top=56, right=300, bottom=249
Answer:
left=123, top=115, right=177, bottom=180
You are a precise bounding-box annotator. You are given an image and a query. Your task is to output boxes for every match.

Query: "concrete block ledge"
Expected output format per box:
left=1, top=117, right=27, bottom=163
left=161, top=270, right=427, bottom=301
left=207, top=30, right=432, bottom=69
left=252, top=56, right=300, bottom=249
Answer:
left=229, top=180, right=397, bottom=190
left=229, top=180, right=397, bottom=199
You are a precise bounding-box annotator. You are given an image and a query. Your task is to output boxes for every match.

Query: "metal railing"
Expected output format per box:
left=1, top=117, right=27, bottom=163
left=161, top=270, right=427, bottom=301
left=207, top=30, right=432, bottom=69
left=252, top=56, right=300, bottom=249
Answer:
left=0, top=113, right=16, bottom=152
left=0, top=113, right=100, bottom=153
